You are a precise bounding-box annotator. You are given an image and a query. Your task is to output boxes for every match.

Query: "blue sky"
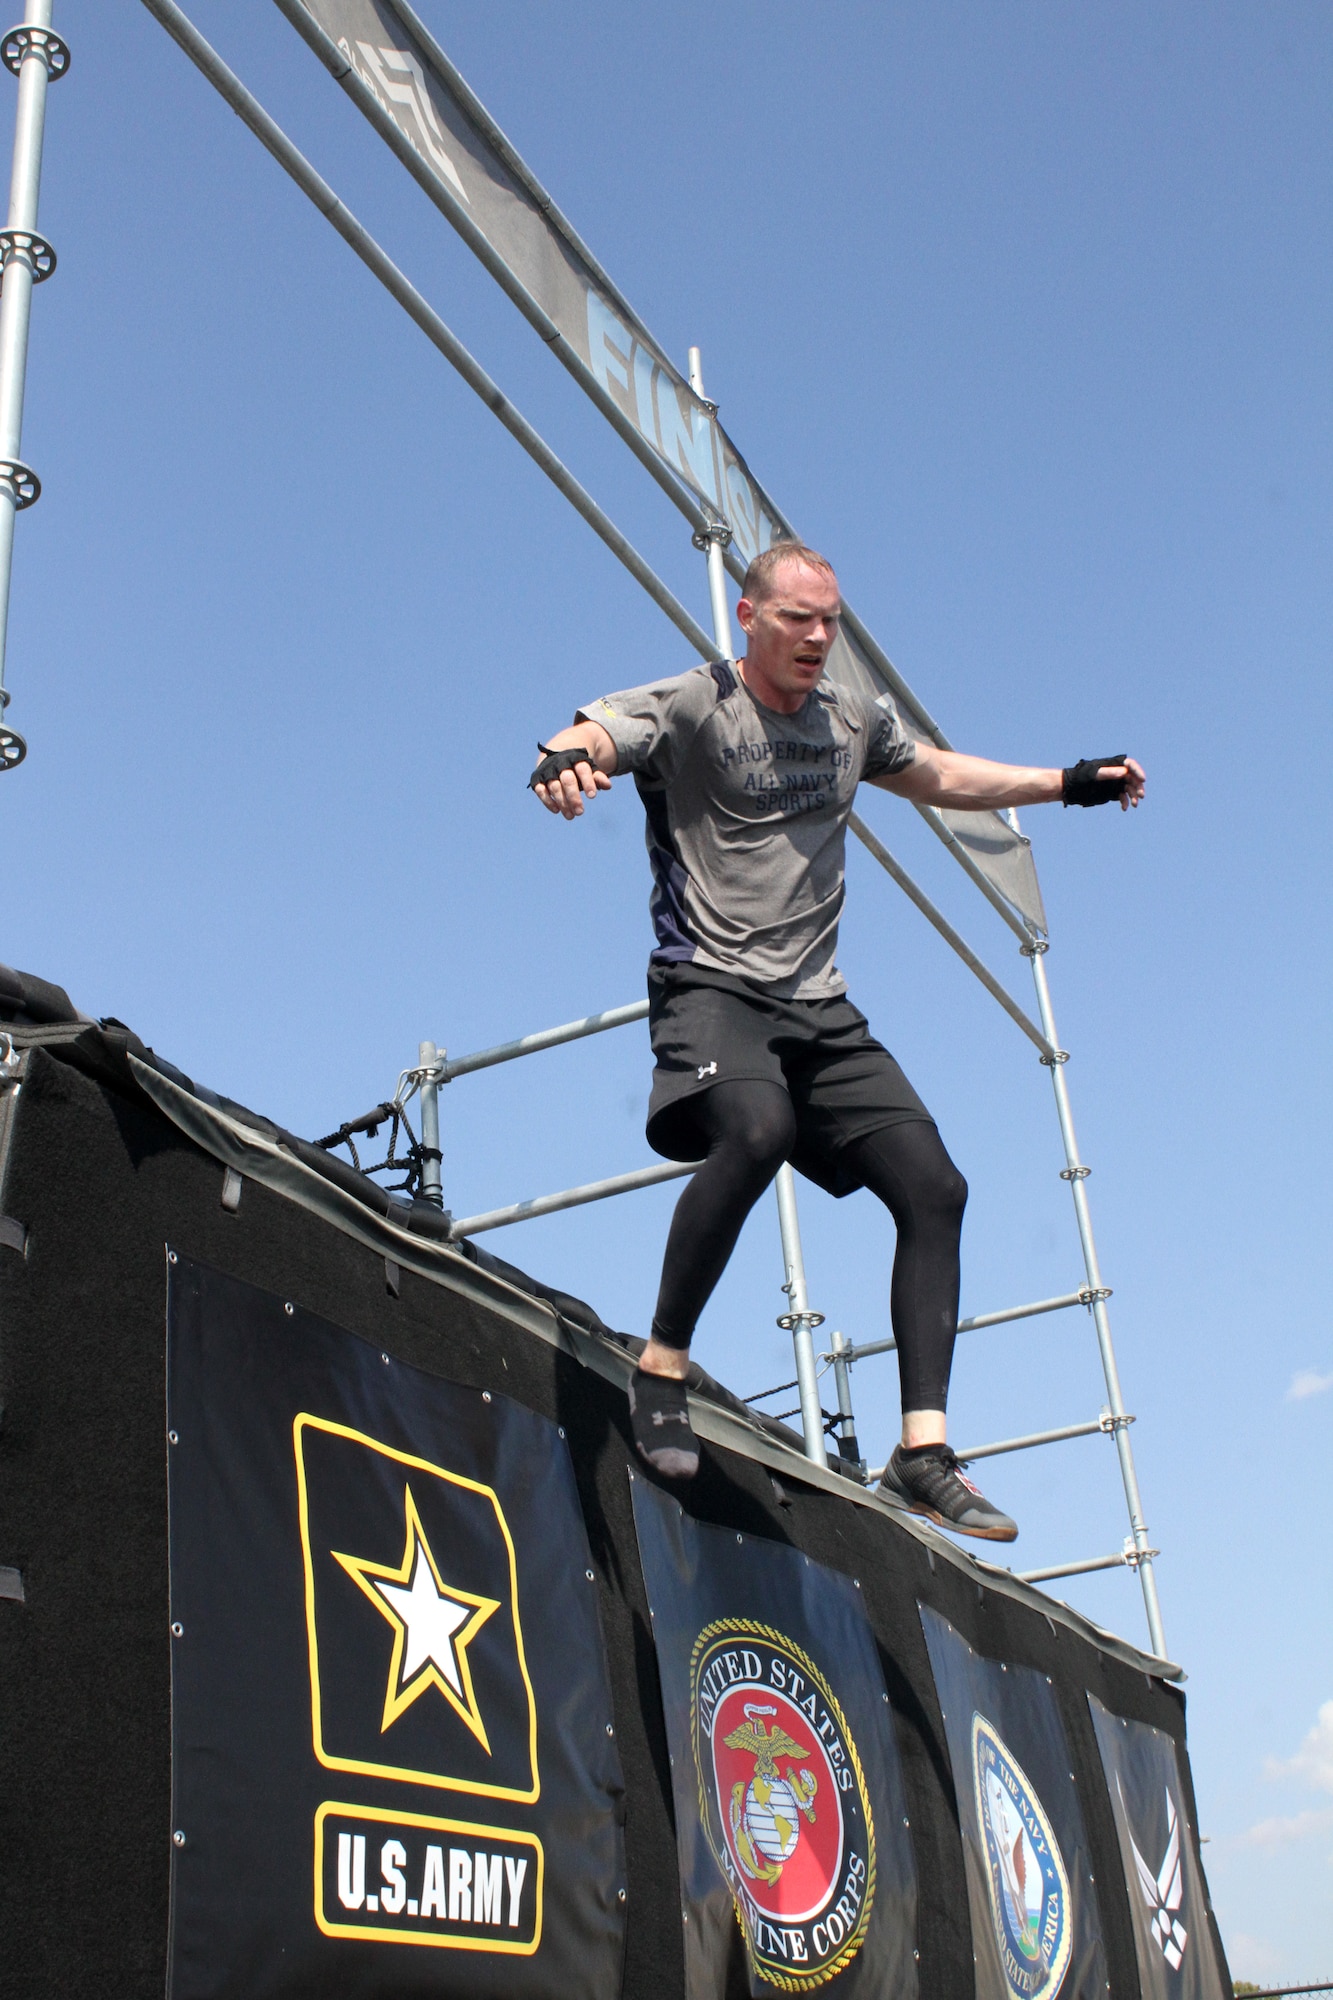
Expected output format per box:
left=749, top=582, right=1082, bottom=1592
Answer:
left=7, top=0, right=1331, bottom=1977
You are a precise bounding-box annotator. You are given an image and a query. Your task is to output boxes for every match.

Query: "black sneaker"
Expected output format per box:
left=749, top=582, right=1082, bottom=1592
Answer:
left=878, top=1444, right=1017, bottom=1542
left=628, top=1366, right=700, bottom=1481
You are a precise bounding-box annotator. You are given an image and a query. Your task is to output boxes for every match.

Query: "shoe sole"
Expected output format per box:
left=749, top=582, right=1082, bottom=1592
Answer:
left=881, top=1486, right=1018, bottom=1544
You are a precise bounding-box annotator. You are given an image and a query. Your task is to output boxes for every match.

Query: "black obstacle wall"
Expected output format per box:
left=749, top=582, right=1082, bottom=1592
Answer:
left=0, top=1023, right=1231, bottom=2000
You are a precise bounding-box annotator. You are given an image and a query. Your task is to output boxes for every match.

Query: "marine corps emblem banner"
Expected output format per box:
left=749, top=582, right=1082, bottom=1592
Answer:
left=631, top=1474, right=917, bottom=2000
left=919, top=1607, right=1107, bottom=2000
left=164, top=1256, right=626, bottom=1999
left=1088, top=1699, right=1228, bottom=2000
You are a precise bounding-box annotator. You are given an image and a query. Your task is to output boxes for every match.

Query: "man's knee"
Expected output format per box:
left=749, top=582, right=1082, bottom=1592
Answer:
left=934, top=1161, right=968, bottom=1221
left=706, top=1083, right=795, bottom=1175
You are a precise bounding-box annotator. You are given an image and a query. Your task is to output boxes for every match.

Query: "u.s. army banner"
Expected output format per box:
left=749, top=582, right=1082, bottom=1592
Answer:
left=1088, top=1698, right=1228, bottom=2000
left=919, top=1606, right=1107, bottom=2000
left=165, top=1255, right=625, bottom=1998
left=632, top=1474, right=917, bottom=2000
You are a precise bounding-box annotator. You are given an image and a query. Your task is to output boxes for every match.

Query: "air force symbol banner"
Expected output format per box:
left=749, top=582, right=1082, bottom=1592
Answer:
left=165, top=1255, right=625, bottom=1998
left=1087, top=1698, right=1227, bottom=2000
left=919, top=1606, right=1107, bottom=2000
left=631, top=1473, right=917, bottom=2000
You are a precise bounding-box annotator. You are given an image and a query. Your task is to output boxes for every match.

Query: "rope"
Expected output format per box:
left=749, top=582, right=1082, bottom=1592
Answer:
left=315, top=1097, right=428, bottom=1199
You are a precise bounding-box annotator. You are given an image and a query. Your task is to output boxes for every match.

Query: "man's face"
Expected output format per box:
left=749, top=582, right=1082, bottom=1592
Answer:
left=736, top=561, right=842, bottom=702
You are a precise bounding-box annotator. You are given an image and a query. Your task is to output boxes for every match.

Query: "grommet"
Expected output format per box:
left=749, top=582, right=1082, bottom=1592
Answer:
left=168, top=1430, right=178, bottom=1445
left=586, top=1569, right=595, bottom=1581
left=557, top=1426, right=566, bottom=1439
left=482, top=1391, right=491, bottom=1403
left=605, top=1723, right=614, bottom=1737
left=171, top=1621, right=183, bottom=1637
left=167, top=1250, right=178, bottom=1265
left=617, top=1887, right=626, bottom=1903
left=172, top=1830, right=185, bottom=1848
left=284, top=1302, right=294, bottom=1317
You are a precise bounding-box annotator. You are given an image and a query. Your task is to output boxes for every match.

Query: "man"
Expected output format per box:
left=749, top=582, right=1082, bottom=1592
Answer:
left=530, top=543, right=1143, bottom=1540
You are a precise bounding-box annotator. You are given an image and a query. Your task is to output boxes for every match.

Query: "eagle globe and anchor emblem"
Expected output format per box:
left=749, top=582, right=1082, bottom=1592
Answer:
left=690, top=1619, right=877, bottom=1992
left=725, top=1702, right=819, bottom=1882
left=972, top=1714, right=1073, bottom=2000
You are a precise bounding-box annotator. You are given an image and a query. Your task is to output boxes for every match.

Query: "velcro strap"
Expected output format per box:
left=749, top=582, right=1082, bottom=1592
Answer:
left=1062, top=755, right=1128, bottom=808
left=528, top=742, right=595, bottom=791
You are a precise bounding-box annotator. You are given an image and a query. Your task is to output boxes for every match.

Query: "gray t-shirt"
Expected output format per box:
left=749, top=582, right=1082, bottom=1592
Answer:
left=576, top=661, right=914, bottom=998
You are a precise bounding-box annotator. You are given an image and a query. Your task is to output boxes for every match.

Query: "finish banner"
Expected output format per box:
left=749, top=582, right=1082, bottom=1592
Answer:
left=919, top=1606, right=1107, bottom=2000
left=631, top=1474, right=917, bottom=2000
left=1088, top=1698, right=1228, bottom=2000
left=165, top=1255, right=625, bottom=1999
left=285, top=0, right=1047, bottom=935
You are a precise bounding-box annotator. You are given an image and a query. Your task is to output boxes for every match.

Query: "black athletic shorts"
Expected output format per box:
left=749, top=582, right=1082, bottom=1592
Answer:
left=645, top=963, right=932, bottom=1198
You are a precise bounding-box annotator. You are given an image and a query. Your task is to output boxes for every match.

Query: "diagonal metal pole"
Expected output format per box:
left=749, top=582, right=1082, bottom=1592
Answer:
left=1023, top=938, right=1167, bottom=1657
left=0, top=0, right=66, bottom=771
left=137, top=0, right=720, bottom=664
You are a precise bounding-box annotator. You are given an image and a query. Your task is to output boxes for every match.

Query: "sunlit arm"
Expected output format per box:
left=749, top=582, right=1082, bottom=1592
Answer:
left=876, top=745, right=1146, bottom=811
left=873, top=745, right=1063, bottom=810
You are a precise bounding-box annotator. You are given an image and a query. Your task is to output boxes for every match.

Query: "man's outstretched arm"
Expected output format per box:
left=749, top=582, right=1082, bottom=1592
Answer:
left=529, top=719, right=618, bottom=820
left=873, top=745, right=1146, bottom=812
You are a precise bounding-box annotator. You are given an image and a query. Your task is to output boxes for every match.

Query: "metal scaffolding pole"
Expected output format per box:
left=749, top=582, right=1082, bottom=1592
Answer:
left=689, top=345, right=827, bottom=1468
left=1024, top=939, right=1167, bottom=1657
left=416, top=1039, right=444, bottom=1208
left=138, top=0, right=720, bottom=665
left=0, top=0, right=65, bottom=771
left=774, top=1159, right=828, bottom=1469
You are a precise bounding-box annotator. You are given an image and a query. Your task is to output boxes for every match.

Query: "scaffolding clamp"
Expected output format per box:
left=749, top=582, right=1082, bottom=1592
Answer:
left=1019, top=938, right=1049, bottom=957
left=777, top=1278, right=824, bottom=1336
left=1099, top=1410, right=1135, bottom=1434
left=691, top=513, right=732, bottom=554
left=1121, top=1536, right=1159, bottom=1571
left=0, top=459, right=38, bottom=509
left=2, top=24, right=69, bottom=79
left=1078, top=1285, right=1112, bottom=1306
left=1060, top=1164, right=1090, bottom=1181
left=0, top=228, right=54, bottom=283
left=1040, top=1047, right=1070, bottom=1066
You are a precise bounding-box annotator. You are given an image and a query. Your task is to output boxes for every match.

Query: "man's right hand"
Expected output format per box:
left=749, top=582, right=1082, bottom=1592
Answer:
left=530, top=722, right=616, bottom=819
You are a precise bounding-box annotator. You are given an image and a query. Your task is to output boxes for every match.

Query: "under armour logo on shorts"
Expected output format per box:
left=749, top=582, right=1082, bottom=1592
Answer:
left=698, top=1061, right=718, bottom=1080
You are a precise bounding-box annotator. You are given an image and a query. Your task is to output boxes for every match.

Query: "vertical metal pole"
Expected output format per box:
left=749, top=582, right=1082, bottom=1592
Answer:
left=688, top=344, right=827, bottom=1470
left=0, top=0, right=62, bottom=767
left=1024, top=942, right=1167, bottom=1657
left=417, top=1039, right=444, bottom=1208
left=686, top=347, right=734, bottom=660
left=829, top=1328, right=863, bottom=1474
left=775, top=1162, right=829, bottom=1467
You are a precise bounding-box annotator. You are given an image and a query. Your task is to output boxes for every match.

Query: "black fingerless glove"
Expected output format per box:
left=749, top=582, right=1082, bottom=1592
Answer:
left=1062, top=755, right=1128, bottom=807
left=528, top=741, right=594, bottom=791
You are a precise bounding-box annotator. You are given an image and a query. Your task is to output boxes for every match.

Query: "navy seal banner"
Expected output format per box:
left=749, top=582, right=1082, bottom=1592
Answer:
left=1087, top=1698, right=1228, bottom=2000
left=165, top=1254, right=625, bottom=1999
left=283, top=0, right=1047, bottom=936
left=631, top=1473, right=917, bottom=2000
left=919, top=1606, right=1107, bottom=2000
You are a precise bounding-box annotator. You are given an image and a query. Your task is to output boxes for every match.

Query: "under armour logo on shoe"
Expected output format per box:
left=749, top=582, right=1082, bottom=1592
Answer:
left=652, top=1408, right=689, bottom=1429
left=698, top=1061, right=717, bottom=1079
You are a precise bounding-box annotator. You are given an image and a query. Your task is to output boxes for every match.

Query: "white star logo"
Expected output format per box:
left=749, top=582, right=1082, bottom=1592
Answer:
left=333, top=1486, right=500, bottom=1750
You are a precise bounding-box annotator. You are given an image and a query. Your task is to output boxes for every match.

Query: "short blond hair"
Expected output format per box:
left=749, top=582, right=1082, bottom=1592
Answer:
left=741, top=540, right=838, bottom=602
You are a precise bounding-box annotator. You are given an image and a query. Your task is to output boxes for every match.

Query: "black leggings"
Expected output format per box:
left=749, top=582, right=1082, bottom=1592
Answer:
left=650, top=1079, right=967, bottom=1412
